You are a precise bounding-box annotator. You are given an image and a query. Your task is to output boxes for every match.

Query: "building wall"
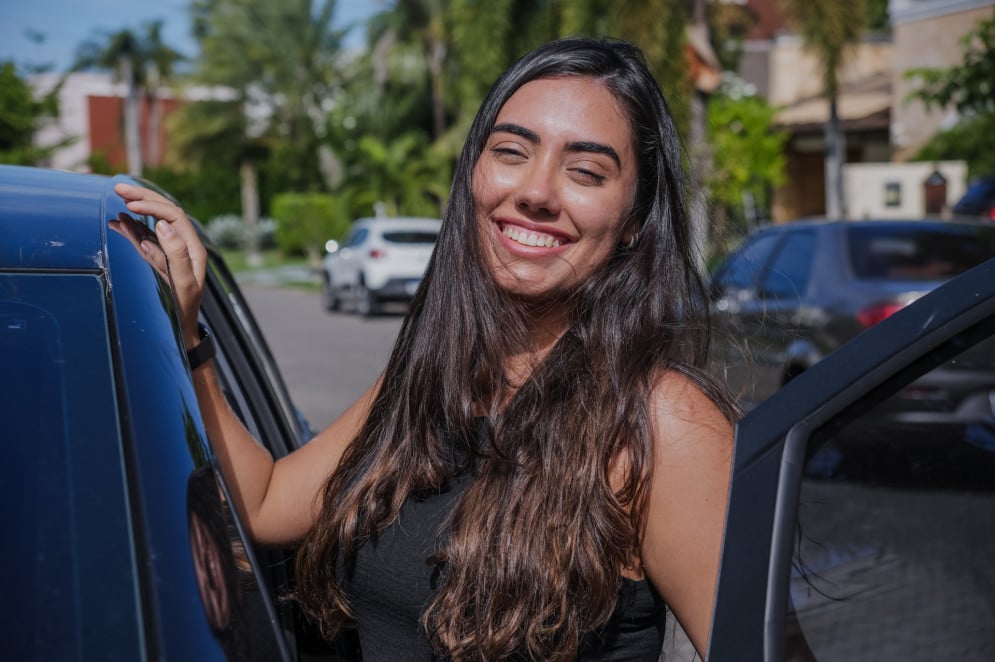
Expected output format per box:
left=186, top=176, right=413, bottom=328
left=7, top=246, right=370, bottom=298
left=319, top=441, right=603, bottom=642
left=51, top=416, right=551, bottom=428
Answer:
left=767, top=37, right=893, bottom=109
left=890, top=0, right=995, bottom=161
left=844, top=160, right=968, bottom=218
left=31, top=71, right=188, bottom=173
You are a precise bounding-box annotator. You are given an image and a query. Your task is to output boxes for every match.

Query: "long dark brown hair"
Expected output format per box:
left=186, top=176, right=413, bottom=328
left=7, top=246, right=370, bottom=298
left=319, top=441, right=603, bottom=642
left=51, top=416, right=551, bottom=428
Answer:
left=296, top=37, right=738, bottom=660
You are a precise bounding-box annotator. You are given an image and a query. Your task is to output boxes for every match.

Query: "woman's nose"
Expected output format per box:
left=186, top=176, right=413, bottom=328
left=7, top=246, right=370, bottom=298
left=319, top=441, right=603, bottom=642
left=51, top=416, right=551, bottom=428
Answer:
left=515, top=161, right=560, bottom=217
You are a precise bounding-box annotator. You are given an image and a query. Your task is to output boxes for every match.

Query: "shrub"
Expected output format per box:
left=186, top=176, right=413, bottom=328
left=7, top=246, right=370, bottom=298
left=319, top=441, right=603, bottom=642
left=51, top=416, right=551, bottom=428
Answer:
left=270, top=192, right=348, bottom=263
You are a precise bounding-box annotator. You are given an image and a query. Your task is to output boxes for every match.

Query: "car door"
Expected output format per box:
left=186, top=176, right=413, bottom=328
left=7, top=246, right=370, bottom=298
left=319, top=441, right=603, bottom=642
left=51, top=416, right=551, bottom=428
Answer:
left=709, top=257, right=995, bottom=661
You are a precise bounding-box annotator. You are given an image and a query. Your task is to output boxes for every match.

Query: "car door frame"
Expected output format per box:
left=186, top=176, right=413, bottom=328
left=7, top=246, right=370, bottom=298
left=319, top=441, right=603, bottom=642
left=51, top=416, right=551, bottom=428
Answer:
left=708, top=256, right=995, bottom=661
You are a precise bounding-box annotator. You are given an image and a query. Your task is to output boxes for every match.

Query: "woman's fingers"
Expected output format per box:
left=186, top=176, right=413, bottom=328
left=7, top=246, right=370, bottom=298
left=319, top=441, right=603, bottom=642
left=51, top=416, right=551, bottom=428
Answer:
left=115, top=182, right=207, bottom=343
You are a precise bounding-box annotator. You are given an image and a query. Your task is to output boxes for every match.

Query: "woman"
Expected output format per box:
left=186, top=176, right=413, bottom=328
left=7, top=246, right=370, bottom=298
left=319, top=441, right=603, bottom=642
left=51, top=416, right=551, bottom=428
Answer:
left=117, top=37, right=737, bottom=661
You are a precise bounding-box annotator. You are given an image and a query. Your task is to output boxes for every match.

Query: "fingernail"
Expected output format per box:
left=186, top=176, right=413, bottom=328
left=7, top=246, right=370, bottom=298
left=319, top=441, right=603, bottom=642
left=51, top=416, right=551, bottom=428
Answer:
left=156, top=220, right=174, bottom=237
left=140, top=240, right=155, bottom=256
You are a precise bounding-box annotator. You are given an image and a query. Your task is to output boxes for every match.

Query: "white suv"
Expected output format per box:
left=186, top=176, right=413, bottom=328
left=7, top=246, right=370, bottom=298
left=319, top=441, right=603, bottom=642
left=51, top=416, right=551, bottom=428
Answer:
left=321, top=216, right=442, bottom=316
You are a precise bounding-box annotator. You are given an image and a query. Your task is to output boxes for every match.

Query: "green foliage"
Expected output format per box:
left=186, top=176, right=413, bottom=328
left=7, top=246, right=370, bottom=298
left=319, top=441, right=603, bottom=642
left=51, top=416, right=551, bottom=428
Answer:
left=905, top=16, right=995, bottom=116
left=914, top=112, right=995, bottom=178
left=707, top=91, right=787, bottom=230
left=779, top=0, right=869, bottom=99
left=142, top=163, right=243, bottom=223
left=270, top=192, right=348, bottom=261
left=0, top=61, right=66, bottom=165
left=345, top=131, right=451, bottom=219
left=190, top=0, right=344, bottom=192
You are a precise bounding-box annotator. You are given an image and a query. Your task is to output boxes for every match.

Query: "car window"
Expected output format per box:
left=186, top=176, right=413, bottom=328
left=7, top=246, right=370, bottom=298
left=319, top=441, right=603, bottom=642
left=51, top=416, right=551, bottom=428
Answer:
left=382, top=231, right=438, bottom=244
left=345, top=228, right=369, bottom=248
left=848, top=225, right=995, bottom=281
left=713, top=232, right=782, bottom=293
left=1, top=273, right=141, bottom=660
left=786, top=329, right=995, bottom=659
left=760, top=230, right=815, bottom=300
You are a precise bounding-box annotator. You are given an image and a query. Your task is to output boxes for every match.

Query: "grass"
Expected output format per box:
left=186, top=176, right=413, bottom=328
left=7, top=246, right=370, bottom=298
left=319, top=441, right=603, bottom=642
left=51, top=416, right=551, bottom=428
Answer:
left=218, top=248, right=310, bottom=273
left=219, top=248, right=323, bottom=291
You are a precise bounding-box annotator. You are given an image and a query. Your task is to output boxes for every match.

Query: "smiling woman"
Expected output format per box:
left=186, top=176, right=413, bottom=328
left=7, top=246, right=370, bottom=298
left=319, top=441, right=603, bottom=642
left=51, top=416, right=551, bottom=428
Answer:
left=115, top=37, right=739, bottom=661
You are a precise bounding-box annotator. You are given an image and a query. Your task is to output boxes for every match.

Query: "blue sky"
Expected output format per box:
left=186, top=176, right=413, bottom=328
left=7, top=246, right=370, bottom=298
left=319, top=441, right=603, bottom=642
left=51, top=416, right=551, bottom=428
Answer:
left=0, top=0, right=387, bottom=73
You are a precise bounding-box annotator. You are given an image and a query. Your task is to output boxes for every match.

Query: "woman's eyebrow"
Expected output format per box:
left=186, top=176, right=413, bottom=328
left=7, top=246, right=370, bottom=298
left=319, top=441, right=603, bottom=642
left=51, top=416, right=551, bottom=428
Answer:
left=565, top=141, right=620, bottom=170
left=492, top=122, right=540, bottom=143
left=491, top=123, right=621, bottom=170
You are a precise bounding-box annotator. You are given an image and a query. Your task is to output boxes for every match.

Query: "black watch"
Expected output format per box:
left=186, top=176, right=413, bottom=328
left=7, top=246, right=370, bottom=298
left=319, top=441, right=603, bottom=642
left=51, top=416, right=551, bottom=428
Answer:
left=186, top=323, right=216, bottom=370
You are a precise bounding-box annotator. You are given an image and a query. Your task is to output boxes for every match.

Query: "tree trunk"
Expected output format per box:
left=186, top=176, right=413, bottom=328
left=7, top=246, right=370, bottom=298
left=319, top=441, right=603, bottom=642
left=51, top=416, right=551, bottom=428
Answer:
left=427, top=38, right=446, bottom=140
left=121, top=56, right=143, bottom=177
left=240, top=159, right=263, bottom=267
left=824, top=96, right=846, bottom=219
left=146, top=64, right=161, bottom=167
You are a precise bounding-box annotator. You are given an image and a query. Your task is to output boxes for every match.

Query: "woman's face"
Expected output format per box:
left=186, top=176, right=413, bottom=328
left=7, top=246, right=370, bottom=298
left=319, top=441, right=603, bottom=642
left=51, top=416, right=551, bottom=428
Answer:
left=473, top=76, right=639, bottom=303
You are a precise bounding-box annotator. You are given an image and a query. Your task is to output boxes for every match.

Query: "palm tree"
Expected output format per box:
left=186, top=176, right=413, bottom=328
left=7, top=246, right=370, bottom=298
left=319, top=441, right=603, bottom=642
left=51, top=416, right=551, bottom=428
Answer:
left=74, top=29, right=144, bottom=175
left=73, top=22, right=184, bottom=176
left=141, top=21, right=185, bottom=167
left=780, top=0, right=869, bottom=219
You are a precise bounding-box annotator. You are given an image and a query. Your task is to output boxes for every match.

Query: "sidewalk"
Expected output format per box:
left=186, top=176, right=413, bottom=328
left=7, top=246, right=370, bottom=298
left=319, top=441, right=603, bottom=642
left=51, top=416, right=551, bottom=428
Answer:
left=233, top=265, right=321, bottom=288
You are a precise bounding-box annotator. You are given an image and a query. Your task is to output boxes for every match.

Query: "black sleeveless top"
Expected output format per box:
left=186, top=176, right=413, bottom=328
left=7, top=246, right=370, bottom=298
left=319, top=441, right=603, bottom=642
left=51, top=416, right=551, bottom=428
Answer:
left=337, top=421, right=667, bottom=660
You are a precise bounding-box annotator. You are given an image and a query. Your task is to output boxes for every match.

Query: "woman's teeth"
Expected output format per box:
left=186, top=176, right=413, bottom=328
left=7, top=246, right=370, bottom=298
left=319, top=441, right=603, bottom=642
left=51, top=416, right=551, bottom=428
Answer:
left=502, top=225, right=561, bottom=248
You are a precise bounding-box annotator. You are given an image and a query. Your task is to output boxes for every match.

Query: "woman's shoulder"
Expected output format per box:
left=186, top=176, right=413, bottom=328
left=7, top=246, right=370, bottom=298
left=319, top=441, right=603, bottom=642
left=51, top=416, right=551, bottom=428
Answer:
left=646, top=368, right=734, bottom=447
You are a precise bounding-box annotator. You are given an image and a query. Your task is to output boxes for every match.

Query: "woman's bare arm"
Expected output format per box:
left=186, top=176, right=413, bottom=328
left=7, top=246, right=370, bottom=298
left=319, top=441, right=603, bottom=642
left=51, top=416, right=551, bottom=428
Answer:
left=115, top=182, right=373, bottom=545
left=640, top=370, right=735, bottom=657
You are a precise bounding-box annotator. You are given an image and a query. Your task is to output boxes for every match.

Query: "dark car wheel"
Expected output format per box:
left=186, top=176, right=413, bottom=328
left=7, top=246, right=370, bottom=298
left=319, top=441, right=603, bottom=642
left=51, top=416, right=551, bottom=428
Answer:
left=355, top=280, right=380, bottom=317
left=321, top=274, right=339, bottom=311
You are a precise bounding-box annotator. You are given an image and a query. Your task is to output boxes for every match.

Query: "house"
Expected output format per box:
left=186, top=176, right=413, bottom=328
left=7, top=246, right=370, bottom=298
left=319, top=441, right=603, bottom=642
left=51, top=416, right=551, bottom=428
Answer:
left=31, top=72, right=188, bottom=173
left=734, top=0, right=993, bottom=222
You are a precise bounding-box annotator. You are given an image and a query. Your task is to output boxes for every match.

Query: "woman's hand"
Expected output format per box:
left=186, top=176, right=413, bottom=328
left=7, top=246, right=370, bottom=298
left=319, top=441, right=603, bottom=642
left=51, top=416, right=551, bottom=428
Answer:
left=114, top=183, right=207, bottom=348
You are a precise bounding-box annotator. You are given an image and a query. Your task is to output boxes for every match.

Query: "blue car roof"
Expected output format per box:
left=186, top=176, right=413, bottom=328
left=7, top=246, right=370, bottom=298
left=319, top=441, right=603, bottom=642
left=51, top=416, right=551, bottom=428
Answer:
left=0, top=165, right=138, bottom=271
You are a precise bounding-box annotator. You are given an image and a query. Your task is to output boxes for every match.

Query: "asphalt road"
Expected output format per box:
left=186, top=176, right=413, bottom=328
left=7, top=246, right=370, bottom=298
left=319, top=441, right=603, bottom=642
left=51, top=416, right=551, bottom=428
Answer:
left=241, top=284, right=404, bottom=431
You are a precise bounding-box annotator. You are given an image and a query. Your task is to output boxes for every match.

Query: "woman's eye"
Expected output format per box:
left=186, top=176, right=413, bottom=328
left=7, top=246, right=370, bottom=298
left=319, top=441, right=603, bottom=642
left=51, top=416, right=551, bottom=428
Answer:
left=491, top=146, right=525, bottom=160
left=571, top=168, right=606, bottom=185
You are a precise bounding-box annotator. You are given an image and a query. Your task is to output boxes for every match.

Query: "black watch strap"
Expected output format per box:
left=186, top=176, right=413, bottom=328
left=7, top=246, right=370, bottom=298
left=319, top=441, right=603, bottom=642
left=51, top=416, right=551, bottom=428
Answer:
left=186, top=323, right=216, bottom=370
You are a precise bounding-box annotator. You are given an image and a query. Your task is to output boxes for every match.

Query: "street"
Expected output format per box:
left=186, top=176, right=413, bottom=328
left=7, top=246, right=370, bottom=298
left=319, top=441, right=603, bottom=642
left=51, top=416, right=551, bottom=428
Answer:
left=242, top=284, right=404, bottom=431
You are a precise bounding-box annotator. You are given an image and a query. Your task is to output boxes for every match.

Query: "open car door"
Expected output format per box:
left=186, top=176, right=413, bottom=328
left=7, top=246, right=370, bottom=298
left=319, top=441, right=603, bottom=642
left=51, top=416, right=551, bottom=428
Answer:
left=709, top=258, right=995, bottom=661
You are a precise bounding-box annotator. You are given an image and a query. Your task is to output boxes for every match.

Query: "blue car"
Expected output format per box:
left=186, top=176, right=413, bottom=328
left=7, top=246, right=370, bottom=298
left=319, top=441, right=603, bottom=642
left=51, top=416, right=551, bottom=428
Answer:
left=0, top=165, right=347, bottom=660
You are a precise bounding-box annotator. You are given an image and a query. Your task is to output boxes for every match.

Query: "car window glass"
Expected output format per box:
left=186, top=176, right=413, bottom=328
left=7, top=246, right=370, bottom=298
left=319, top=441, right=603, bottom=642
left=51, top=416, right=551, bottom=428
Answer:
left=382, top=231, right=438, bottom=244
left=1, top=274, right=141, bottom=660
left=186, top=465, right=290, bottom=661
left=761, top=231, right=815, bottom=300
left=848, top=225, right=995, bottom=281
left=346, top=228, right=369, bottom=247
left=787, top=329, right=995, bottom=660
left=714, top=232, right=781, bottom=293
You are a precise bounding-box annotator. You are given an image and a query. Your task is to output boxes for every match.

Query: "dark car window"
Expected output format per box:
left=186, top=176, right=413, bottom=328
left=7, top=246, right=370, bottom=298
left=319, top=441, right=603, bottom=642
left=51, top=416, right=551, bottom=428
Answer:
left=787, top=333, right=995, bottom=659
left=1, top=273, right=141, bottom=660
left=382, top=231, right=438, bottom=244
left=760, top=230, right=815, bottom=300
left=713, top=232, right=782, bottom=293
left=345, top=228, right=369, bottom=248
left=848, top=225, right=995, bottom=281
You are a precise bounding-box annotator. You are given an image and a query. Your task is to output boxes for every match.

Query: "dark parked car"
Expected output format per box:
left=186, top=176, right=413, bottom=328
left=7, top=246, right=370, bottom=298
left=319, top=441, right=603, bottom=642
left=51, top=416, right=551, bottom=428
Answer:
left=708, top=218, right=995, bottom=410
left=953, top=176, right=995, bottom=221
left=0, top=165, right=345, bottom=660
left=6, top=166, right=995, bottom=660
